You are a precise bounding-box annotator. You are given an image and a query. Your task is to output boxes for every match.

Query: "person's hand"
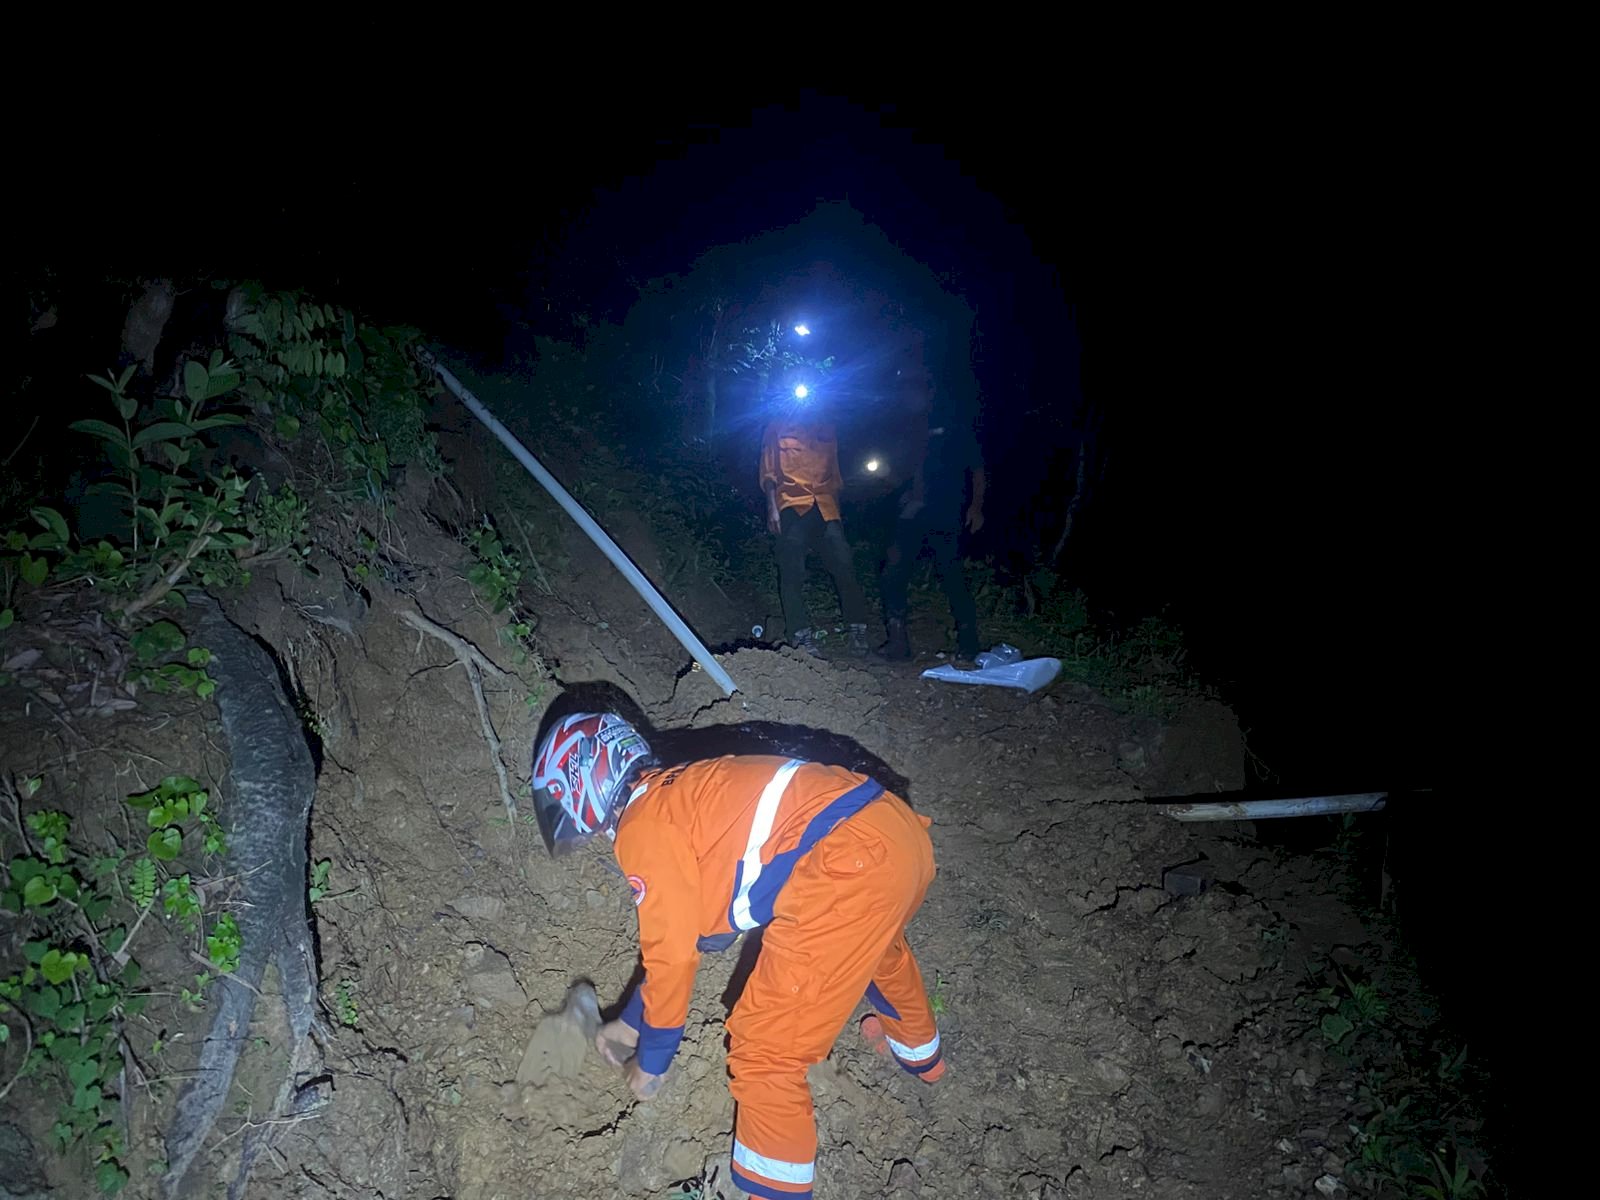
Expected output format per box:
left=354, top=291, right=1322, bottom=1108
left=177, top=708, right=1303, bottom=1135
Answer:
left=625, top=1059, right=666, bottom=1101
left=767, top=504, right=782, bottom=536
left=596, top=1019, right=638, bottom=1068
left=964, top=504, right=985, bottom=534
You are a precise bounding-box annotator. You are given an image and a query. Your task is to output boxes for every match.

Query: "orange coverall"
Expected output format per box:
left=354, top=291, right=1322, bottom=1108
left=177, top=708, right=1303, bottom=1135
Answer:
left=614, top=756, right=940, bottom=1200
left=759, top=421, right=843, bottom=522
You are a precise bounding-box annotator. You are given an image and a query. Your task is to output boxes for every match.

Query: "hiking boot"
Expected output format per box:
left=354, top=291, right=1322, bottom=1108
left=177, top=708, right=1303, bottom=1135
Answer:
left=848, top=623, right=870, bottom=656
left=882, top=618, right=910, bottom=661
left=791, top=628, right=823, bottom=658
left=957, top=626, right=982, bottom=666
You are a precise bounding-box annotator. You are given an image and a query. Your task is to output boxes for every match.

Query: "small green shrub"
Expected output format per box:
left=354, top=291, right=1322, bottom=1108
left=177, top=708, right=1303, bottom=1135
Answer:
left=246, top=482, right=310, bottom=557
left=206, top=914, right=241, bottom=975
left=226, top=288, right=442, bottom=496
left=67, top=356, right=255, bottom=605
left=308, top=859, right=332, bottom=904
left=464, top=519, right=546, bottom=673
left=1294, top=966, right=1491, bottom=1198
left=465, top=520, right=523, bottom=613
left=0, top=769, right=240, bottom=1192
left=125, top=775, right=222, bottom=862
left=335, top=978, right=358, bottom=1027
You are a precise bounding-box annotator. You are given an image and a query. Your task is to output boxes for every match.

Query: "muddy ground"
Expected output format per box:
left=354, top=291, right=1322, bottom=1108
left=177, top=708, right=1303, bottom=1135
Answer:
left=2, top=423, right=1389, bottom=1200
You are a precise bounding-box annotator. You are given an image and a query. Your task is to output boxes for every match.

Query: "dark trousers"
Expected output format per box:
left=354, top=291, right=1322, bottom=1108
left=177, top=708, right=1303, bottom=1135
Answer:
left=778, top=505, right=868, bottom=635
left=880, top=513, right=980, bottom=657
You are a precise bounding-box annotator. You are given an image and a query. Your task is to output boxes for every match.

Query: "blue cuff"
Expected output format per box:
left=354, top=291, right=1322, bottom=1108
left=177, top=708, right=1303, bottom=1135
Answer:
left=636, top=1020, right=684, bottom=1075
left=619, top=987, right=645, bottom=1032
left=866, top=982, right=902, bottom=1021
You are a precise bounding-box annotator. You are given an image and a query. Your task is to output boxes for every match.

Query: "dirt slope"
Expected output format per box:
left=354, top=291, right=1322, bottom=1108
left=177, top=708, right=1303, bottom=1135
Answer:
left=3, top=432, right=1376, bottom=1200
left=234, top=463, right=1364, bottom=1200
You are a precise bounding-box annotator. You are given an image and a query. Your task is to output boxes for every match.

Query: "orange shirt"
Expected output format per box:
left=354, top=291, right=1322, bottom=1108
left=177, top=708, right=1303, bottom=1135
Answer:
left=759, top=420, right=843, bottom=522
left=613, top=756, right=884, bottom=1071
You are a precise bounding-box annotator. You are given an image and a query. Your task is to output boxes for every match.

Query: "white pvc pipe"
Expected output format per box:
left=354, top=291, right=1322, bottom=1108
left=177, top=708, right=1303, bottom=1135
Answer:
left=420, top=349, right=738, bottom=697
left=1165, top=793, right=1388, bottom=822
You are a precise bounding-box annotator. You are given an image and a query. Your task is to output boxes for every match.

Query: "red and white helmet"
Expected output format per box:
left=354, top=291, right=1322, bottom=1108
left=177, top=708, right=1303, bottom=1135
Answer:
left=531, top=713, right=655, bottom=856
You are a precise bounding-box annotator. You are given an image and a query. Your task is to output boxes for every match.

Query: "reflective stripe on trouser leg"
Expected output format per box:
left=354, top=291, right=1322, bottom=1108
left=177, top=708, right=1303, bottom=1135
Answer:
left=868, top=931, right=943, bottom=1074
left=727, top=793, right=936, bottom=1200
left=732, top=1140, right=814, bottom=1197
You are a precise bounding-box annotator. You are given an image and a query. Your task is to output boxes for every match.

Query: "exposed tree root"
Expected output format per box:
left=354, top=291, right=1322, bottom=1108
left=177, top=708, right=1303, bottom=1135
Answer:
left=397, top=607, right=517, bottom=822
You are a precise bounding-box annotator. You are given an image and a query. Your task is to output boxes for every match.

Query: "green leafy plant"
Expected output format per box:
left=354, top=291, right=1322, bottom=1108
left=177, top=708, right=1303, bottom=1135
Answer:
left=206, top=913, right=241, bottom=975
left=179, top=974, right=209, bottom=1011
left=1348, top=1072, right=1491, bottom=1198
left=283, top=685, right=324, bottom=741
left=26, top=806, right=67, bottom=863
left=129, top=621, right=217, bottom=698
left=245, top=482, right=310, bottom=558
left=1, top=778, right=155, bottom=1194
left=129, top=620, right=186, bottom=663
left=305, top=858, right=360, bottom=908
left=500, top=621, right=538, bottom=666
left=308, top=859, right=332, bottom=904
left=126, top=776, right=211, bottom=862
left=1418, top=1147, right=1486, bottom=1200
left=929, top=971, right=949, bottom=1018
left=161, top=876, right=202, bottom=927
left=464, top=518, right=547, bottom=674
left=226, top=288, right=441, bottom=495
left=335, top=978, right=359, bottom=1027
left=65, top=540, right=135, bottom=592
left=1304, top=969, right=1390, bottom=1049
left=198, top=805, right=227, bottom=857
left=64, top=354, right=254, bottom=614
left=127, top=858, right=157, bottom=910
left=465, top=519, right=523, bottom=613
left=2, top=507, right=73, bottom=618
left=1297, top=963, right=1491, bottom=1198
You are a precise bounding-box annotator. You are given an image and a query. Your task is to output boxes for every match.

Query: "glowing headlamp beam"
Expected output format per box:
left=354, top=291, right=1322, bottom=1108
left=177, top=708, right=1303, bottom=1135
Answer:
left=793, top=384, right=810, bottom=400
left=793, top=323, right=811, bottom=336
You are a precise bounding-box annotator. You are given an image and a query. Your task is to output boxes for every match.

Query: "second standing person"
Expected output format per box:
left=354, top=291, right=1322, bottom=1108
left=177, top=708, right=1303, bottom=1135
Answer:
left=760, top=398, right=871, bottom=657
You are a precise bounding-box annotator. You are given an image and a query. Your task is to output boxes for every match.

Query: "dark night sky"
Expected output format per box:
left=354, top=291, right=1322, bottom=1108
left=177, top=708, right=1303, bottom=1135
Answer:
left=20, top=93, right=1437, bottom=788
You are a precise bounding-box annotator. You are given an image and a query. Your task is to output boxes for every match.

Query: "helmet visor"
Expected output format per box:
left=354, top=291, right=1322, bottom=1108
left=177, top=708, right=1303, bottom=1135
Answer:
left=533, top=782, right=593, bottom=857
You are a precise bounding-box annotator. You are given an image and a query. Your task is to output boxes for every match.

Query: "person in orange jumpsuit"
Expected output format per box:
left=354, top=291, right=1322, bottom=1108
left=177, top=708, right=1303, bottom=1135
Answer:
left=760, top=403, right=871, bottom=657
left=533, top=712, right=942, bottom=1200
